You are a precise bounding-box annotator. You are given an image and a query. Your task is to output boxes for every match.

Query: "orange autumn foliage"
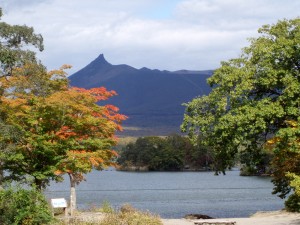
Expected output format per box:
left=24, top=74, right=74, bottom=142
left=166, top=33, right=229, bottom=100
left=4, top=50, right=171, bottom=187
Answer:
left=0, top=62, right=126, bottom=189
left=50, top=86, right=126, bottom=184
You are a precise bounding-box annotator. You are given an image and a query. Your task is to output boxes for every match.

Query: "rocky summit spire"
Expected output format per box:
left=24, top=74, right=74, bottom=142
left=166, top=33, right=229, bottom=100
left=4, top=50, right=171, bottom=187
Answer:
left=94, top=54, right=110, bottom=66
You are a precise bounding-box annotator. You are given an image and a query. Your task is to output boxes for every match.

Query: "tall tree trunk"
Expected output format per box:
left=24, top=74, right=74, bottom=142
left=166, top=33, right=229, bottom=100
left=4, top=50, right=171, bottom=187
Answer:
left=69, top=173, right=76, bottom=216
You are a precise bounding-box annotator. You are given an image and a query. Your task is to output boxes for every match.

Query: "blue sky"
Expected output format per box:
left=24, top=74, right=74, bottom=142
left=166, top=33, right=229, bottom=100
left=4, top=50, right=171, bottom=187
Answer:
left=138, top=1, right=182, bottom=19
left=0, top=0, right=299, bottom=74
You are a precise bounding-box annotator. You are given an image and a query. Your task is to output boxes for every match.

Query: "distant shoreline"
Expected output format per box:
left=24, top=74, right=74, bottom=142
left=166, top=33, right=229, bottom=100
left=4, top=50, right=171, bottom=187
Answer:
left=117, top=166, right=212, bottom=172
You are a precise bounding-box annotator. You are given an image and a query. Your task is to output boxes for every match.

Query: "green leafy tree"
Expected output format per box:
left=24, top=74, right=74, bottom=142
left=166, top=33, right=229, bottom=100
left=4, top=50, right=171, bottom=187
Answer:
left=118, top=136, right=173, bottom=170
left=166, top=134, right=213, bottom=170
left=0, top=8, right=43, bottom=80
left=130, top=136, right=169, bottom=170
left=239, top=147, right=273, bottom=176
left=182, top=18, right=300, bottom=202
left=266, top=120, right=300, bottom=211
left=0, top=8, right=44, bottom=187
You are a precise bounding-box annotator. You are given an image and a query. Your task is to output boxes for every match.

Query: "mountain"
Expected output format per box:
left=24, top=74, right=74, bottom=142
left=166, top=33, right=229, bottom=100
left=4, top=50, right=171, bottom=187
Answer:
left=69, top=54, right=213, bottom=136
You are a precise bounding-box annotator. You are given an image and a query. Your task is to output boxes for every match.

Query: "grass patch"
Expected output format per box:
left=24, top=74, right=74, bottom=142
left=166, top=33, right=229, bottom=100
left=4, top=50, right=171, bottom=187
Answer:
left=54, top=203, right=162, bottom=225
left=100, top=204, right=163, bottom=225
left=98, top=200, right=114, bottom=213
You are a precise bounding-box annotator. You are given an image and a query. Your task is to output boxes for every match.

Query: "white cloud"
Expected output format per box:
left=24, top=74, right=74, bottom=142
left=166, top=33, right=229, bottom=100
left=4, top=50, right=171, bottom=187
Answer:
left=0, top=0, right=299, bottom=74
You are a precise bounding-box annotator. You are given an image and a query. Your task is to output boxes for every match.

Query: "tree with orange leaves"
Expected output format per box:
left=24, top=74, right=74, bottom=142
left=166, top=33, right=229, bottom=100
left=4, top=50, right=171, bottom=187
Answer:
left=49, top=87, right=126, bottom=215
left=0, top=63, right=70, bottom=189
left=0, top=63, right=126, bottom=215
left=0, top=10, right=126, bottom=216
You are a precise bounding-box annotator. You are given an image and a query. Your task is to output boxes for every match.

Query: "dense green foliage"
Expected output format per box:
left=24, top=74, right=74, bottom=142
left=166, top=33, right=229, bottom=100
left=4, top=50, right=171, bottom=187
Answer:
left=0, top=8, right=43, bottom=79
left=0, top=8, right=45, bottom=187
left=118, top=134, right=212, bottom=171
left=182, top=18, right=300, bottom=209
left=0, top=186, right=53, bottom=225
left=239, top=148, right=273, bottom=176
left=285, top=193, right=300, bottom=212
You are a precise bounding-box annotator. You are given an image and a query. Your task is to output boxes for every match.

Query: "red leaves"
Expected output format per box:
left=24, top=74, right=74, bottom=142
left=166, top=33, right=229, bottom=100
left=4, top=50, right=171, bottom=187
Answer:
left=111, top=150, right=118, bottom=157
left=105, top=104, right=119, bottom=112
left=71, top=86, right=117, bottom=101
left=52, top=86, right=126, bottom=183
left=55, top=126, right=77, bottom=140
left=71, top=86, right=127, bottom=131
left=57, top=149, right=117, bottom=175
left=103, top=104, right=127, bottom=129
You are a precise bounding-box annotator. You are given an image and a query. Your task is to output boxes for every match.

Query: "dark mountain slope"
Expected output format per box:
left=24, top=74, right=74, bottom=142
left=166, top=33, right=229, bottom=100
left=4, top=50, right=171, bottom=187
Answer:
left=69, top=54, right=212, bottom=136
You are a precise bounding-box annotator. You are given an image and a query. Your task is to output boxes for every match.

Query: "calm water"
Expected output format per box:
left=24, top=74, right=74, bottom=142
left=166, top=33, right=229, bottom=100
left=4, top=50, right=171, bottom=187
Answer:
left=45, top=169, right=284, bottom=218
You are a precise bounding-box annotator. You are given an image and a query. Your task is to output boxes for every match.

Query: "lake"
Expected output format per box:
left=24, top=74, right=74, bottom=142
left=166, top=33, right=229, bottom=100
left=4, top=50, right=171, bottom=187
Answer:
left=45, top=169, right=285, bottom=219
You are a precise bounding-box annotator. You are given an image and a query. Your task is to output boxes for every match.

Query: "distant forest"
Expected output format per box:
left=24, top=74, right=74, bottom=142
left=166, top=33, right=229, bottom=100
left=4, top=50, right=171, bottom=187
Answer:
left=117, top=134, right=273, bottom=174
left=117, top=134, right=213, bottom=171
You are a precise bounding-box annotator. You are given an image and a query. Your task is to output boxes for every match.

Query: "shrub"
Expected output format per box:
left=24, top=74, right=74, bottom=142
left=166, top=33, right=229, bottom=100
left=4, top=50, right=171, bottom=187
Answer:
left=0, top=186, right=53, bottom=225
left=100, top=204, right=163, bottom=225
left=87, top=200, right=114, bottom=213
left=99, top=200, right=114, bottom=213
left=285, top=193, right=300, bottom=212
left=120, top=203, right=136, bottom=213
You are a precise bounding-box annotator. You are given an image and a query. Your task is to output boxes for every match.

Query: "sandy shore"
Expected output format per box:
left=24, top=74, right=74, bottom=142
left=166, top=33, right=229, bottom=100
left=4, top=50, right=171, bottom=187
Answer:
left=62, top=210, right=300, bottom=225
left=162, top=210, right=300, bottom=225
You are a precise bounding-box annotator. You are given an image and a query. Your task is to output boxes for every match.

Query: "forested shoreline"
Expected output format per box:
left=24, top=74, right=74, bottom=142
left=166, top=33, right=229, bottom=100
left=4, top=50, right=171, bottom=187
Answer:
left=117, top=135, right=213, bottom=172
left=117, top=134, right=273, bottom=175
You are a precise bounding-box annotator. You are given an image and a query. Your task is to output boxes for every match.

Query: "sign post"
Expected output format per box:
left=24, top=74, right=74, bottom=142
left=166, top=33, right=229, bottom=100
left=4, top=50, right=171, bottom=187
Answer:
left=51, top=198, right=68, bottom=217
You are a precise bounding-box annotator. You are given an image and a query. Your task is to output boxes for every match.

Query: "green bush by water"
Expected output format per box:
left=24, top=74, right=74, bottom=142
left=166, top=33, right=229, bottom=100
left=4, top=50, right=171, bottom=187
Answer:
left=285, top=193, right=300, bottom=212
left=0, top=186, right=53, bottom=225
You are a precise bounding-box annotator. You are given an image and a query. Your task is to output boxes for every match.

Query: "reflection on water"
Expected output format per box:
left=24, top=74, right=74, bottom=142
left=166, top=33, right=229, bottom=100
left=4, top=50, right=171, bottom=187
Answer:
left=45, top=169, right=284, bottom=218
